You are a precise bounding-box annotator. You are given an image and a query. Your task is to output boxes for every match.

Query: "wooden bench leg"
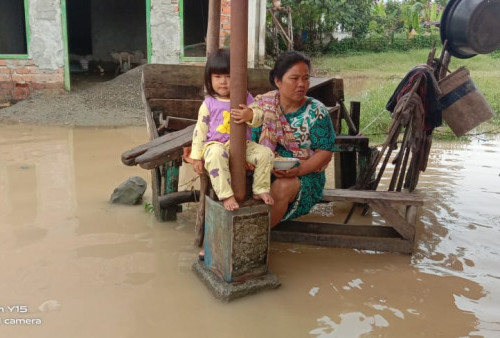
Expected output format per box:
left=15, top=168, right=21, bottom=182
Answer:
left=194, top=174, right=208, bottom=247
left=370, top=200, right=416, bottom=240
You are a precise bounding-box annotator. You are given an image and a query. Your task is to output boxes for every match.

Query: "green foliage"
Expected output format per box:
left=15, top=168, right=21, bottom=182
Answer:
left=276, top=1, right=446, bottom=54
left=313, top=49, right=500, bottom=141
left=281, top=0, right=373, bottom=52
left=143, top=202, right=154, bottom=214
left=325, top=34, right=441, bottom=54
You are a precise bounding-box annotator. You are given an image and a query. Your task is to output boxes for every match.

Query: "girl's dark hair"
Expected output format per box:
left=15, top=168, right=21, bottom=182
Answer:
left=204, top=49, right=230, bottom=97
left=269, top=51, right=311, bottom=89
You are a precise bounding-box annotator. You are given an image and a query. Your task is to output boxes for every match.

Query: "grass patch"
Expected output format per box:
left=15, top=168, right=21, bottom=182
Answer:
left=312, top=49, right=500, bottom=140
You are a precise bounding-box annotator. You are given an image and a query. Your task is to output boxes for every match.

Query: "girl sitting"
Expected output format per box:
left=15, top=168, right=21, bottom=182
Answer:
left=190, top=49, right=274, bottom=211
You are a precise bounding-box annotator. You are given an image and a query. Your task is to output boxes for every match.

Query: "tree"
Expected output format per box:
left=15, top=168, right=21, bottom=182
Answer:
left=281, top=0, right=374, bottom=50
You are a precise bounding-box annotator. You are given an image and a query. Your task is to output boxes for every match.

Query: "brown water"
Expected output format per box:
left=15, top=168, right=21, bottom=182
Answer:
left=0, top=124, right=499, bottom=338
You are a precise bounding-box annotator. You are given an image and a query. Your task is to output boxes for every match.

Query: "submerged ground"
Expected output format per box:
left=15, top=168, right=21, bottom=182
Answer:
left=0, top=51, right=499, bottom=337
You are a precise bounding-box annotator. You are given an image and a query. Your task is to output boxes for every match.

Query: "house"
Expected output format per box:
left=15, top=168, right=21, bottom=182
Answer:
left=0, top=0, right=267, bottom=103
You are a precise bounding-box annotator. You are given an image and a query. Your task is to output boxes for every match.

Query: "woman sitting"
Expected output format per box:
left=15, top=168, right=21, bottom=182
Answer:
left=249, top=51, right=336, bottom=226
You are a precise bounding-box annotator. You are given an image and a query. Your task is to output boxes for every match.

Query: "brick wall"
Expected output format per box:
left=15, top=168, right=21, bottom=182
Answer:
left=0, top=59, right=64, bottom=103
left=220, top=0, right=231, bottom=47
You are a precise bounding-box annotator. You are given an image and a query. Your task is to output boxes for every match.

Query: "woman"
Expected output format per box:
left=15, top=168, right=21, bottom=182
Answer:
left=250, top=51, right=336, bottom=226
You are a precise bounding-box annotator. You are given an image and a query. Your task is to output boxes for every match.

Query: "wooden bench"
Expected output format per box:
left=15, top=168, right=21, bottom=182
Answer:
left=136, top=63, right=356, bottom=222
left=271, top=189, right=424, bottom=254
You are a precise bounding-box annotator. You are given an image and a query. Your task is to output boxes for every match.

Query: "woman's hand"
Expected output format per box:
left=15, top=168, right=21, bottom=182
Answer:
left=231, top=104, right=254, bottom=124
left=272, top=166, right=300, bottom=178
left=192, top=159, right=204, bottom=175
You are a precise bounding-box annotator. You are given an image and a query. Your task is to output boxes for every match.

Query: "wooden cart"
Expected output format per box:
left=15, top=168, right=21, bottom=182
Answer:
left=131, top=63, right=369, bottom=222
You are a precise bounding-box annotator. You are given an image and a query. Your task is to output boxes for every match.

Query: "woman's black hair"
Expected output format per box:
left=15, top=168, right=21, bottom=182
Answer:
left=204, top=49, right=230, bottom=97
left=269, top=51, right=311, bottom=89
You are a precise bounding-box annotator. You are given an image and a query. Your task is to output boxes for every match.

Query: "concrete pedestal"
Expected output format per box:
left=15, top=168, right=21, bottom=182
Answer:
left=192, top=261, right=280, bottom=302
left=194, top=196, right=280, bottom=300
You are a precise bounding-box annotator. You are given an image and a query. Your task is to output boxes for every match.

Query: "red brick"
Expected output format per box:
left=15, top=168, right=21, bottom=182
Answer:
left=31, top=82, right=44, bottom=90
left=15, top=67, right=32, bottom=74
left=222, top=24, right=231, bottom=30
left=0, top=60, right=7, bottom=66
left=11, top=86, right=31, bottom=100
left=10, top=75, right=25, bottom=82
left=0, top=82, right=15, bottom=89
left=21, top=75, right=34, bottom=83
left=41, top=82, right=63, bottom=89
left=0, top=68, right=11, bottom=74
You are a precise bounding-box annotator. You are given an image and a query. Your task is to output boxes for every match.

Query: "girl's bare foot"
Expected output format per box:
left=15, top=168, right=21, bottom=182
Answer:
left=253, top=193, right=274, bottom=205
left=223, top=196, right=239, bottom=211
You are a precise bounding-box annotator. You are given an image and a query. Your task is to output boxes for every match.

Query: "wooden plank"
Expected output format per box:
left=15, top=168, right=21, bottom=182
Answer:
left=275, top=220, right=401, bottom=238
left=370, top=199, right=415, bottom=240
left=271, top=231, right=413, bottom=253
left=335, top=135, right=369, bottom=147
left=165, top=116, right=197, bottom=131
left=308, top=77, right=344, bottom=107
left=138, top=148, right=185, bottom=170
left=149, top=99, right=203, bottom=120
left=121, top=125, right=195, bottom=163
left=142, top=64, right=273, bottom=99
left=405, top=205, right=418, bottom=225
left=142, top=64, right=205, bottom=88
left=349, top=101, right=361, bottom=136
left=194, top=174, right=208, bottom=247
left=143, top=85, right=204, bottom=100
left=158, top=190, right=200, bottom=208
left=327, top=105, right=341, bottom=133
left=309, top=77, right=333, bottom=89
left=322, top=189, right=424, bottom=205
left=151, top=166, right=168, bottom=222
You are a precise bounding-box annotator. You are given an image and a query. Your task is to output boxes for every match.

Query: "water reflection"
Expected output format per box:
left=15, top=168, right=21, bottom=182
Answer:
left=0, top=124, right=499, bottom=337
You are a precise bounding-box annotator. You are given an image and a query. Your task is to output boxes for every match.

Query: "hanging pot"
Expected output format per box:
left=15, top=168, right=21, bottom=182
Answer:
left=440, top=0, right=500, bottom=59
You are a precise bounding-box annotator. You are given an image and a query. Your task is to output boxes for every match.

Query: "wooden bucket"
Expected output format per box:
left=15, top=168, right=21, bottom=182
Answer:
left=439, top=66, right=494, bottom=136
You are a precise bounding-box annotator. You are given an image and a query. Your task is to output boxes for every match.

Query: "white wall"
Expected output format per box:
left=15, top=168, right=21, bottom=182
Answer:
left=29, top=0, right=64, bottom=70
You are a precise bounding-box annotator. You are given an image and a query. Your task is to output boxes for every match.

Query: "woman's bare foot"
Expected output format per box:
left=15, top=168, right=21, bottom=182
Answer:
left=222, top=196, right=239, bottom=211
left=253, top=193, right=274, bottom=205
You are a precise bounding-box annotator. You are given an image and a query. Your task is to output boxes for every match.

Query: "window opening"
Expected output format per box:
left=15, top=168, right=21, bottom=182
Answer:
left=0, top=0, right=28, bottom=55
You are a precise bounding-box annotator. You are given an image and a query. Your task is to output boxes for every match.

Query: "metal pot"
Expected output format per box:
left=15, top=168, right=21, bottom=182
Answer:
left=440, top=0, right=500, bottom=59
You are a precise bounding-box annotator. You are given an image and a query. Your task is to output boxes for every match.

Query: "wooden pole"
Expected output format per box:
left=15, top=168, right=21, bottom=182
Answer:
left=206, top=0, right=221, bottom=57
left=229, top=0, right=248, bottom=202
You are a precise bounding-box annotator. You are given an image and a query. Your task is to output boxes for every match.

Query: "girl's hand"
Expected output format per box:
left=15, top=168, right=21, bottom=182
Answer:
left=192, top=160, right=204, bottom=175
left=231, top=104, right=253, bottom=124
left=245, top=161, right=255, bottom=171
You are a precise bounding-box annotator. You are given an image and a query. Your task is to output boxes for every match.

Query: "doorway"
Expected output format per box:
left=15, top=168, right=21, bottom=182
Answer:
left=64, top=0, right=148, bottom=90
left=181, top=0, right=208, bottom=60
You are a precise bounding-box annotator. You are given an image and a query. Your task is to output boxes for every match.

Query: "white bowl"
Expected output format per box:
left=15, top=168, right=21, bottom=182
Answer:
left=273, top=157, right=299, bottom=170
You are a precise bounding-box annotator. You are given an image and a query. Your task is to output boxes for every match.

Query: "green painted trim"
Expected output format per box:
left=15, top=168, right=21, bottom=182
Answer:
left=146, top=0, right=152, bottom=63
left=181, top=56, right=206, bottom=62
left=179, top=0, right=185, bottom=59
left=60, top=0, right=70, bottom=91
left=178, top=0, right=206, bottom=63
left=0, top=54, right=29, bottom=59
left=0, top=0, right=30, bottom=58
left=24, top=0, right=30, bottom=53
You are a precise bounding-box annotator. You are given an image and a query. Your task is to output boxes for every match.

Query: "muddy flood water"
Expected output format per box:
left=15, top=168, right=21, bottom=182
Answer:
left=0, top=123, right=499, bottom=338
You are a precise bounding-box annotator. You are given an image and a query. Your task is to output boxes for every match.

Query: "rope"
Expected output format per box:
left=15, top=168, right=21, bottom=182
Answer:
left=359, top=107, right=387, bottom=134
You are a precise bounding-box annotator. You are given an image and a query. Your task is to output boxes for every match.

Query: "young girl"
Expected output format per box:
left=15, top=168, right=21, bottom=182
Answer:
left=190, top=49, right=274, bottom=211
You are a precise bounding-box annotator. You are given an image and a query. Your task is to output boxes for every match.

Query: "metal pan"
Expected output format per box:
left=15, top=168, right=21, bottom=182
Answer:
left=440, top=0, right=500, bottom=59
